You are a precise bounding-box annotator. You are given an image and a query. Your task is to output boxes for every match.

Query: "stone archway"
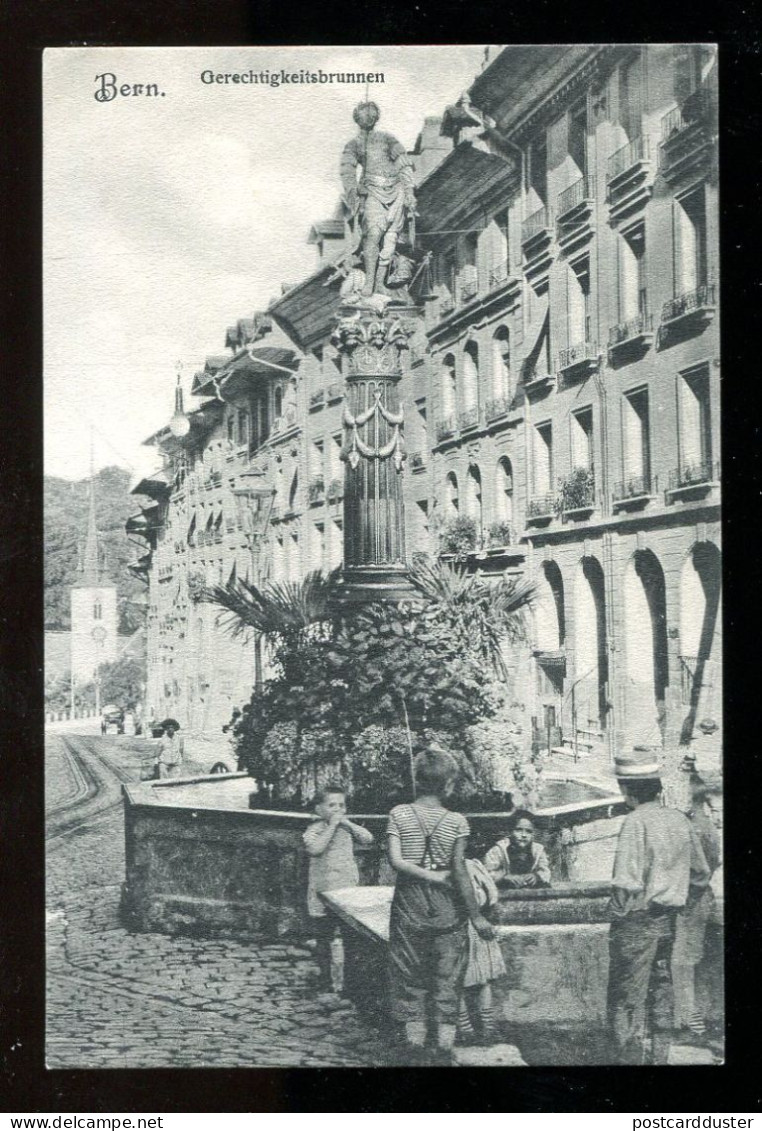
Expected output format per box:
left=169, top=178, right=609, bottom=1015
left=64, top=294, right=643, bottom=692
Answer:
left=623, top=548, right=669, bottom=746
left=574, top=556, right=609, bottom=732
left=679, top=541, right=722, bottom=742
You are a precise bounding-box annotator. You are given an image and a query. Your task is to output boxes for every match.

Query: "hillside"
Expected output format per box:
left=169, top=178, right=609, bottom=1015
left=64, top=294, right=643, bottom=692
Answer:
left=44, top=465, right=149, bottom=635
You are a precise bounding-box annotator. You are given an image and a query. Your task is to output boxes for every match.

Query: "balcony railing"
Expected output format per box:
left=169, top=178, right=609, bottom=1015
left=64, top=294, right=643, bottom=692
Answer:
left=608, top=311, right=654, bottom=346
left=522, top=205, right=554, bottom=245
left=410, top=451, right=426, bottom=471
left=489, top=261, right=514, bottom=290
left=485, top=396, right=510, bottom=423
left=668, top=460, right=720, bottom=491
left=558, top=470, right=595, bottom=513
left=459, top=275, right=479, bottom=304
left=459, top=406, right=479, bottom=431
left=607, top=135, right=649, bottom=183
left=527, top=493, right=556, bottom=519
left=661, top=85, right=714, bottom=143
left=557, top=175, right=595, bottom=217
left=613, top=474, right=654, bottom=501
left=662, top=283, right=715, bottom=323
left=309, top=389, right=325, bottom=408
left=558, top=340, right=599, bottom=372
left=436, top=415, right=457, bottom=442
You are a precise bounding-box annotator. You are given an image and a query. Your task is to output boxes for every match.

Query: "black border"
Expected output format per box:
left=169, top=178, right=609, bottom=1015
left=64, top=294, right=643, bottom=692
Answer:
left=2, top=0, right=761, bottom=1114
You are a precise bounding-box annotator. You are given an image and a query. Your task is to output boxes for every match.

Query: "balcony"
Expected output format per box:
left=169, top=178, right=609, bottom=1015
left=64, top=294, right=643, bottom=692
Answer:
left=309, top=388, right=326, bottom=410
left=410, top=451, right=426, bottom=472
left=326, top=381, right=343, bottom=403
left=488, top=261, right=518, bottom=293
left=556, top=176, right=595, bottom=252
left=667, top=460, right=720, bottom=500
left=526, top=493, right=556, bottom=524
left=485, top=396, right=510, bottom=424
left=522, top=206, right=554, bottom=265
left=558, top=469, right=595, bottom=518
left=660, top=82, right=717, bottom=183
left=558, top=340, right=599, bottom=382
left=486, top=521, right=515, bottom=550
left=612, top=473, right=656, bottom=510
left=523, top=368, right=554, bottom=395
left=458, top=406, right=480, bottom=432
left=608, top=311, right=654, bottom=363
left=436, top=415, right=457, bottom=443
left=660, top=283, right=716, bottom=340
left=308, top=476, right=325, bottom=505
left=606, top=135, right=652, bottom=221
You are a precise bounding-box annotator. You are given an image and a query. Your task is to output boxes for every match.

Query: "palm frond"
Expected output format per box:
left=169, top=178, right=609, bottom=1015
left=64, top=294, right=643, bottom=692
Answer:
left=203, top=567, right=342, bottom=641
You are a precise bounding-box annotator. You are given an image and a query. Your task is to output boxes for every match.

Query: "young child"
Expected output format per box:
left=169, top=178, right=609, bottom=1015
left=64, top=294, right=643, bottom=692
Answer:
left=484, top=809, right=551, bottom=889
left=457, top=857, right=507, bottom=1046
left=302, top=784, right=374, bottom=992
left=387, top=747, right=495, bottom=1063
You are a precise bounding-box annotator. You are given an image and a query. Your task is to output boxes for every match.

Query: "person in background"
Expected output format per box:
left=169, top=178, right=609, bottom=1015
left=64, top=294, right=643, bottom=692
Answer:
left=387, top=747, right=495, bottom=1064
left=457, top=857, right=507, bottom=1046
left=607, top=751, right=710, bottom=1065
left=154, top=720, right=184, bottom=779
left=484, top=809, right=552, bottom=889
left=672, top=772, right=722, bottom=1039
left=302, top=784, right=374, bottom=993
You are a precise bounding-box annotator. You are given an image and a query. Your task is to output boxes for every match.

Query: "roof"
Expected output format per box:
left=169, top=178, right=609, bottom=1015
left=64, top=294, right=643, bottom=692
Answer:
left=307, top=219, right=344, bottom=244
left=193, top=345, right=299, bottom=399
left=268, top=257, right=345, bottom=351
left=416, top=141, right=518, bottom=235
left=130, top=467, right=172, bottom=499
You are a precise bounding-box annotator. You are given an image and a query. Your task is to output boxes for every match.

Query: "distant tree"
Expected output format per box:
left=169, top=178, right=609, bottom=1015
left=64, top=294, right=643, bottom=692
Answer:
left=44, top=465, right=150, bottom=634
left=98, top=655, right=146, bottom=709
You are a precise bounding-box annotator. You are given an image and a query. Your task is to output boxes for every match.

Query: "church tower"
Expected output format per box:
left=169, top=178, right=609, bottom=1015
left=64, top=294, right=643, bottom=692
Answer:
left=70, top=459, right=118, bottom=702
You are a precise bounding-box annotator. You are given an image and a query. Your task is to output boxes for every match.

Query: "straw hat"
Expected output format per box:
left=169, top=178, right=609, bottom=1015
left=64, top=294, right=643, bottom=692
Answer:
left=614, top=747, right=663, bottom=781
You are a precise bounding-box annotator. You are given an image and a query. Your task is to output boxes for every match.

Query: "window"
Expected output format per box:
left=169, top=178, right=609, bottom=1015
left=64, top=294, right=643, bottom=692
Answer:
left=673, top=45, right=703, bottom=104
left=569, top=102, right=588, bottom=176
left=619, top=54, right=642, bottom=140
left=93, top=600, right=102, bottom=621
left=466, top=464, right=483, bottom=531
left=441, top=354, right=457, bottom=416
left=496, top=456, right=514, bottom=523
left=462, top=342, right=479, bottom=410
left=533, top=423, right=553, bottom=495
left=619, top=223, right=647, bottom=320
left=526, top=134, right=548, bottom=204
left=311, top=439, right=325, bottom=479
left=568, top=257, right=591, bottom=343
left=227, top=414, right=235, bottom=443
left=463, top=231, right=479, bottom=269
left=274, top=386, right=283, bottom=418
left=493, top=208, right=510, bottom=271
left=571, top=407, right=594, bottom=471
left=674, top=187, right=708, bottom=294
left=623, top=388, right=651, bottom=484
left=678, top=365, right=712, bottom=470
left=492, top=327, right=511, bottom=399
left=446, top=470, right=459, bottom=516
left=237, top=407, right=249, bottom=447
left=440, top=249, right=457, bottom=297
left=313, top=522, right=325, bottom=568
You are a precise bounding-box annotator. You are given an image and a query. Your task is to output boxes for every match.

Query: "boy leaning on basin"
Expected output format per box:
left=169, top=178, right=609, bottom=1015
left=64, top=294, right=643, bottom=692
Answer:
left=303, top=743, right=720, bottom=1066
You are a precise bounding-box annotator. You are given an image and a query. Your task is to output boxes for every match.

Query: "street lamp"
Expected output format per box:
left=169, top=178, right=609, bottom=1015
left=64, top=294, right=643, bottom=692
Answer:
left=169, top=375, right=190, bottom=438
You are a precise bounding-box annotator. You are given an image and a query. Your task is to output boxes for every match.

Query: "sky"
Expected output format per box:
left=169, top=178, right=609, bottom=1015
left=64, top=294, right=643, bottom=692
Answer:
left=43, top=45, right=490, bottom=482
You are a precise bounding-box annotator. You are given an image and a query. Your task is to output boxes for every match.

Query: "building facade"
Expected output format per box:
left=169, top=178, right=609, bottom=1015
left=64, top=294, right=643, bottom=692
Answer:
left=130, top=44, right=720, bottom=768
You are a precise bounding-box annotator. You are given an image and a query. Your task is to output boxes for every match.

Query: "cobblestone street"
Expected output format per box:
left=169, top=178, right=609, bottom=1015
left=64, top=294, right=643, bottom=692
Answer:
left=46, top=733, right=388, bottom=1068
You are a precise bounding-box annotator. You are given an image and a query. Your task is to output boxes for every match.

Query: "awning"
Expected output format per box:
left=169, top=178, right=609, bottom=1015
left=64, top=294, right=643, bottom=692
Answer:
left=520, top=300, right=550, bottom=382
left=130, top=468, right=172, bottom=499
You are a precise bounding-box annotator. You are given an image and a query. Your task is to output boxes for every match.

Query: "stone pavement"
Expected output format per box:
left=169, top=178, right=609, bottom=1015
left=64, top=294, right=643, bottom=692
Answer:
left=46, top=734, right=388, bottom=1068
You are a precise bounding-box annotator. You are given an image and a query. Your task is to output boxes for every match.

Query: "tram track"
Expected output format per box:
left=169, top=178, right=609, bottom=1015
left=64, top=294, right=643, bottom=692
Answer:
left=46, top=736, right=136, bottom=845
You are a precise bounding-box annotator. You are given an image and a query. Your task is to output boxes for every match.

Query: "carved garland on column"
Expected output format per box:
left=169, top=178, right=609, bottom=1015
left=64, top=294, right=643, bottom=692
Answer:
left=342, top=395, right=406, bottom=470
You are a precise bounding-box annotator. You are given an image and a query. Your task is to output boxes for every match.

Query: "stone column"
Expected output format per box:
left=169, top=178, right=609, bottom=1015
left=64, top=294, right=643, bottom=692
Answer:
left=332, top=307, right=418, bottom=603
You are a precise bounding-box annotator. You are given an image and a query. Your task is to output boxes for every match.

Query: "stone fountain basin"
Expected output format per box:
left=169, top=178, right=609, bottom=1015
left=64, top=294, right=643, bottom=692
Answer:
left=121, top=772, right=626, bottom=939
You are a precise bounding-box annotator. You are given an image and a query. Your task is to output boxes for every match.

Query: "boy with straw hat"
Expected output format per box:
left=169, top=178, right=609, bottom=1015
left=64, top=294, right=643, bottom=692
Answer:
left=606, top=749, right=710, bottom=1065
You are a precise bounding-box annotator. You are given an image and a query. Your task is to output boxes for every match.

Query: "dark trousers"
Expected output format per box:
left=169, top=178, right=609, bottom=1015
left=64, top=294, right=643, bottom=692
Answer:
left=310, top=915, right=338, bottom=989
left=607, top=907, right=677, bottom=1065
left=389, top=917, right=468, bottom=1027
